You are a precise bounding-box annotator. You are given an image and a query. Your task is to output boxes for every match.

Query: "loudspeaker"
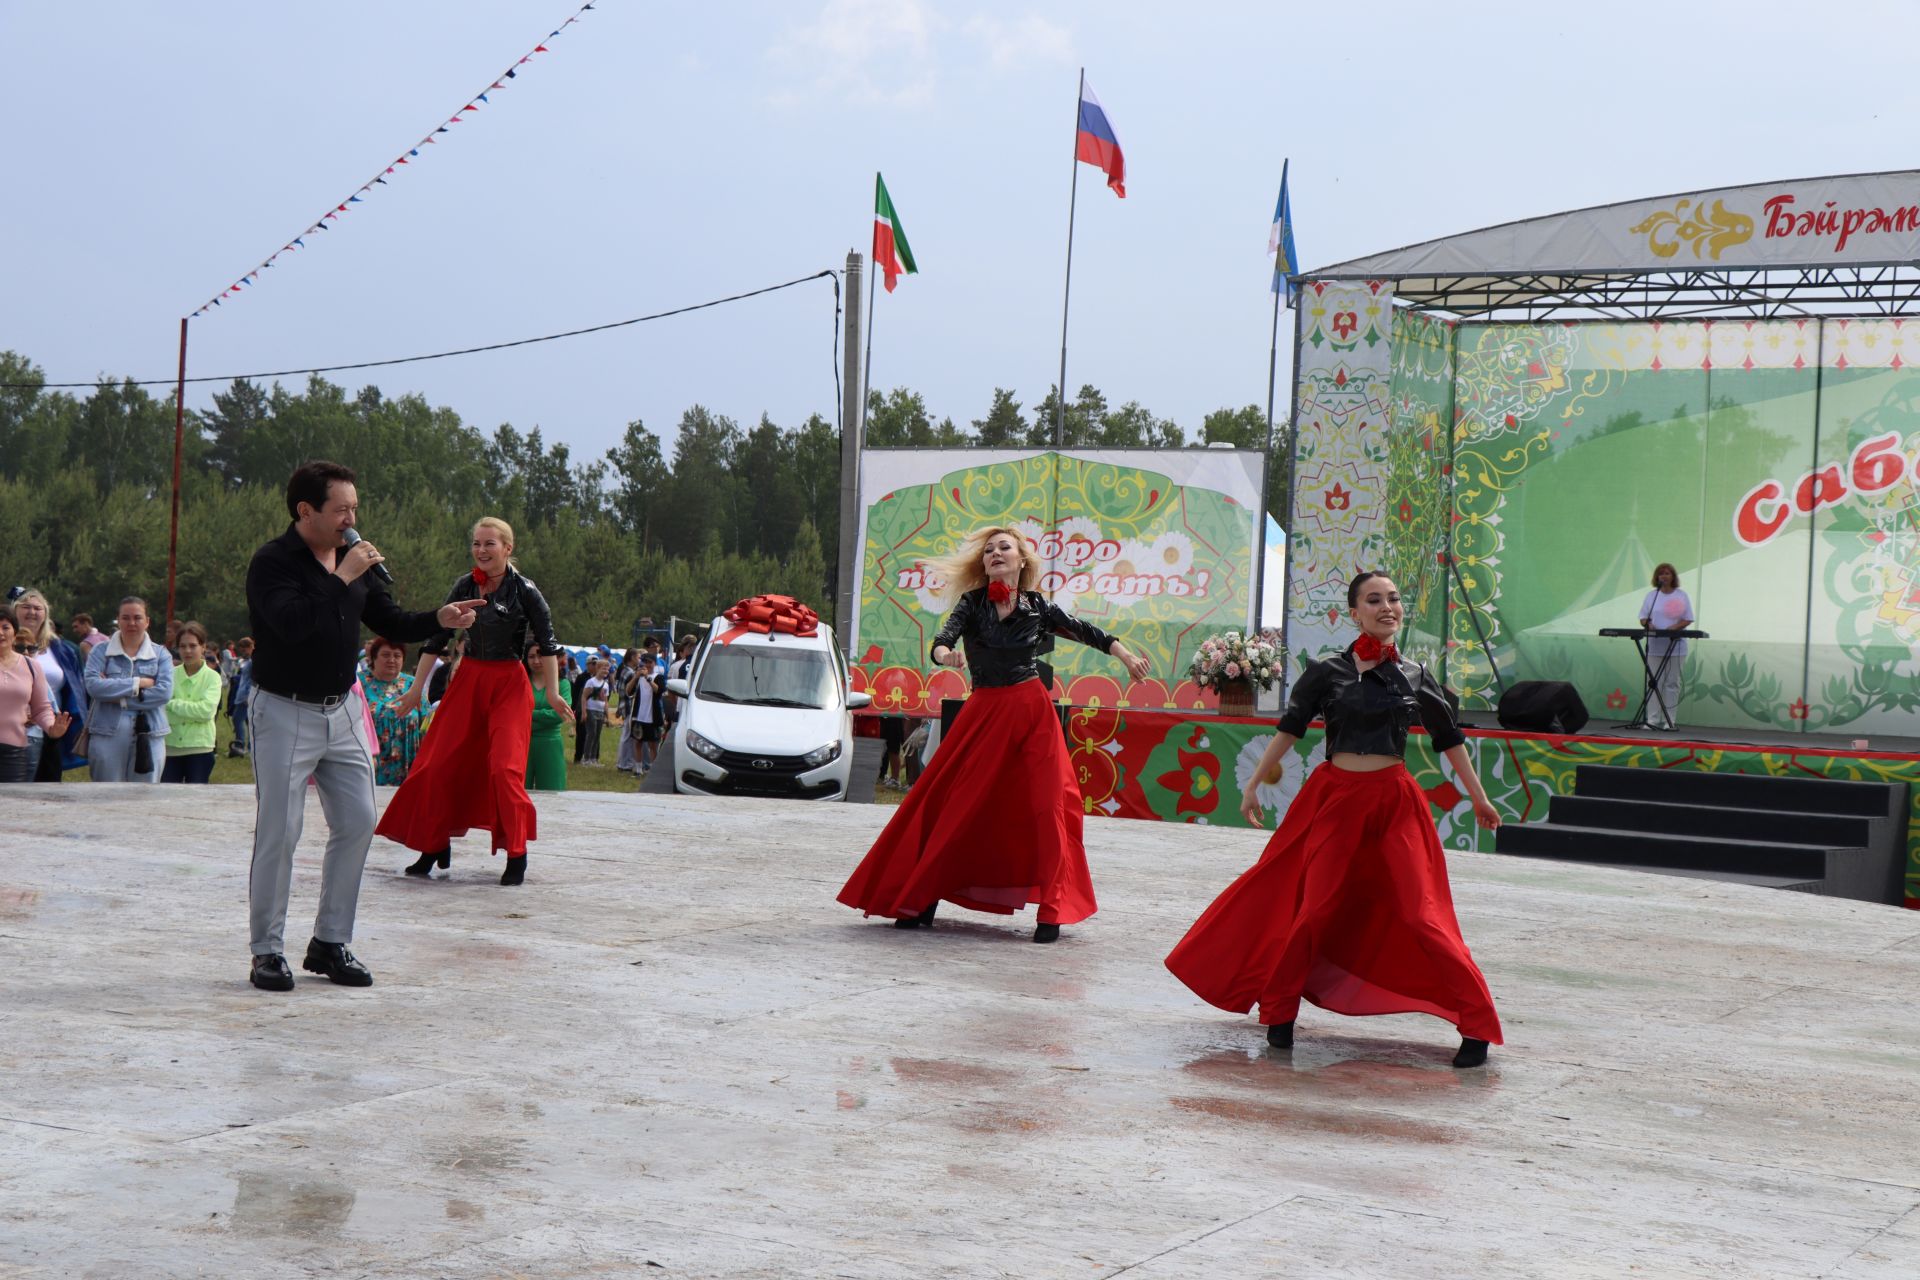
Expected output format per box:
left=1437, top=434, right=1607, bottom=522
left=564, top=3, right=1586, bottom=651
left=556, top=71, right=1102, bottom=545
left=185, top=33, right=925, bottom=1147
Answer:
left=1496, top=680, right=1589, bottom=734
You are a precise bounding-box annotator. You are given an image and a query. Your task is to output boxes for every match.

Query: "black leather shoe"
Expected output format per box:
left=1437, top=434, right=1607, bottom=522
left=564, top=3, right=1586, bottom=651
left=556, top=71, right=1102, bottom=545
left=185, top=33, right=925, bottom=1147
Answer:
left=500, top=855, right=527, bottom=886
left=249, top=953, right=294, bottom=992
left=1453, top=1038, right=1490, bottom=1069
left=1032, top=923, right=1061, bottom=944
left=1265, top=1021, right=1294, bottom=1049
left=302, top=939, right=373, bottom=987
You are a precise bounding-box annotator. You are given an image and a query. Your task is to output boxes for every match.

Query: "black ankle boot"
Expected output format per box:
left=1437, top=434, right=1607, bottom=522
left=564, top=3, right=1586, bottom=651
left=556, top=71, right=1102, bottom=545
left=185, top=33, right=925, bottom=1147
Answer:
left=1452, top=1038, right=1489, bottom=1069
left=1032, top=922, right=1061, bottom=944
left=893, top=902, right=937, bottom=929
left=405, top=848, right=450, bottom=877
left=500, top=855, right=527, bottom=886
left=1265, top=1021, right=1294, bottom=1049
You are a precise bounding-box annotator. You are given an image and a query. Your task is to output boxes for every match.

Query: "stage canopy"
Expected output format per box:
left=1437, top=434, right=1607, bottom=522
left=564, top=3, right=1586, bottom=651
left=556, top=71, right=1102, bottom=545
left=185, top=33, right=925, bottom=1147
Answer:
left=1309, top=169, right=1920, bottom=319
left=1284, top=171, right=1920, bottom=738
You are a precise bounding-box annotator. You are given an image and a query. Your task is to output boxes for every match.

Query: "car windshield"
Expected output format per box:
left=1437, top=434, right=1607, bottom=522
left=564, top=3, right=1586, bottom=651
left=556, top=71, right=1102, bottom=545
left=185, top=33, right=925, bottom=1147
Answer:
left=694, top=645, right=837, bottom=710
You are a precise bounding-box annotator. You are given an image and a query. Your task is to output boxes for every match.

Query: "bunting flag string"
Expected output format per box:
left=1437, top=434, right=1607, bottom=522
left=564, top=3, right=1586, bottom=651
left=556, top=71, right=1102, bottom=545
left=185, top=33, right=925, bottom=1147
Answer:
left=188, top=1, right=598, bottom=319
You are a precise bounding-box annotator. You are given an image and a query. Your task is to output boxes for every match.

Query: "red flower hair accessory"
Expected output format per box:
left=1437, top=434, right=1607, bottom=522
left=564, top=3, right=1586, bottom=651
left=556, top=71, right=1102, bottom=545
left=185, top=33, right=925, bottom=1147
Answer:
left=1353, top=633, right=1398, bottom=665
left=987, top=580, right=1013, bottom=604
left=471, top=567, right=489, bottom=587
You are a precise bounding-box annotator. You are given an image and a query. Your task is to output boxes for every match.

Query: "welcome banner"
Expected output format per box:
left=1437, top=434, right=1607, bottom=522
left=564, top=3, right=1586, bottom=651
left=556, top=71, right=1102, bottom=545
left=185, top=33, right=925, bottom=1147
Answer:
left=852, top=448, right=1264, bottom=713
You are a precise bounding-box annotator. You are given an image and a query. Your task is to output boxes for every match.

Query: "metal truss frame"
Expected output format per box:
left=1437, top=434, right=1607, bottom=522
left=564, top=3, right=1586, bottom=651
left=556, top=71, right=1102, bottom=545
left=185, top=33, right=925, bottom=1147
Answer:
left=1307, top=263, right=1920, bottom=321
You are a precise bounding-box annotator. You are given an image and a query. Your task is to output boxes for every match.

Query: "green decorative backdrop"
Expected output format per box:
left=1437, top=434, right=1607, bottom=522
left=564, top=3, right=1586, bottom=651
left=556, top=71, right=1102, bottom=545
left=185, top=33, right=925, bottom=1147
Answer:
left=1292, top=307, right=1920, bottom=736
left=855, top=450, right=1261, bottom=711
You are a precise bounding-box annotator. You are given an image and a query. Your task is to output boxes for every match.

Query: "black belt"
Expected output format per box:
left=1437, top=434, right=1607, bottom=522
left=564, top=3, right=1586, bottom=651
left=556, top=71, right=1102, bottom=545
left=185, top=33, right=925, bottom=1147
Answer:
left=263, top=688, right=350, bottom=708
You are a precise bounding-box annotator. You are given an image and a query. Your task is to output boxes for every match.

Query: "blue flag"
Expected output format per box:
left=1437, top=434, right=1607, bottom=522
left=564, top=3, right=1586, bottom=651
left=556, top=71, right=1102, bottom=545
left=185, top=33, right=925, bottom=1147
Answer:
left=1269, top=161, right=1299, bottom=305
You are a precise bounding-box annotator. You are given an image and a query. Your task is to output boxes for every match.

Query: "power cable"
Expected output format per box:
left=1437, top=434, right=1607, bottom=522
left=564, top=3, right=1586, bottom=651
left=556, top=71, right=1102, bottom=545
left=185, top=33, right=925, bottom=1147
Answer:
left=6, top=270, right=837, bottom=389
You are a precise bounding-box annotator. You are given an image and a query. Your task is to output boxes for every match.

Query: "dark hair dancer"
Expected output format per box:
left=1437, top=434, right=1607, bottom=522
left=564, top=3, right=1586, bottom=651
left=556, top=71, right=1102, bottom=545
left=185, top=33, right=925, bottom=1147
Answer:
left=837, top=525, right=1150, bottom=942
left=1164, top=570, right=1504, bottom=1067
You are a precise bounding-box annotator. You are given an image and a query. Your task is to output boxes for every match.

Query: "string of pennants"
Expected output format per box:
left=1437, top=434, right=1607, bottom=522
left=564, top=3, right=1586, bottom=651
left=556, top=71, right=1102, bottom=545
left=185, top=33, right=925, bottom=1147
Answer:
left=190, top=1, right=596, bottom=318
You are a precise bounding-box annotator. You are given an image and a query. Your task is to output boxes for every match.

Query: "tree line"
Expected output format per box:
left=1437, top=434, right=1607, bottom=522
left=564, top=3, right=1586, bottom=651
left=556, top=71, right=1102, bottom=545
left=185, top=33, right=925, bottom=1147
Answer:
left=0, top=349, right=1286, bottom=647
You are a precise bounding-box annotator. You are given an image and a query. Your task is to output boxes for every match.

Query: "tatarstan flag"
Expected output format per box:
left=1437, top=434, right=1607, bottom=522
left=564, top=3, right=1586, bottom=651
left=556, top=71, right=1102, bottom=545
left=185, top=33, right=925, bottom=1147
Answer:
left=873, top=173, right=918, bottom=293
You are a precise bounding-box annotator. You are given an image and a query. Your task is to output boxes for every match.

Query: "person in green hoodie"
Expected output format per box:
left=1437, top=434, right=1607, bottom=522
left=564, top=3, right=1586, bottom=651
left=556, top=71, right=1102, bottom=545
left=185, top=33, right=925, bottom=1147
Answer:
left=525, top=642, right=572, bottom=792
left=162, top=622, right=223, bottom=783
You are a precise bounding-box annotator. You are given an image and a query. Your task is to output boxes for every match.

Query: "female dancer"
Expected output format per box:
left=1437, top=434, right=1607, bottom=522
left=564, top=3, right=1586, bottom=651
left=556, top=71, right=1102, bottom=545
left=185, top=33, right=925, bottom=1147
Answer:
left=1164, top=571, right=1504, bottom=1067
left=837, top=526, right=1151, bottom=942
left=379, top=517, right=573, bottom=885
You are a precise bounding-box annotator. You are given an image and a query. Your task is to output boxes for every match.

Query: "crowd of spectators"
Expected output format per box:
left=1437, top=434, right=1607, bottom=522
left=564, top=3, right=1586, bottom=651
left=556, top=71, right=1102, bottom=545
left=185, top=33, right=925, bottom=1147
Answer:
left=2, top=585, right=702, bottom=792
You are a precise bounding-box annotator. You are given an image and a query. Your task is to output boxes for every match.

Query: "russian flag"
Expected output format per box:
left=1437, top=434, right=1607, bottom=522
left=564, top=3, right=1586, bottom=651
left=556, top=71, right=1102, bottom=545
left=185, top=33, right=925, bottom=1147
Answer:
left=1076, top=79, right=1125, bottom=198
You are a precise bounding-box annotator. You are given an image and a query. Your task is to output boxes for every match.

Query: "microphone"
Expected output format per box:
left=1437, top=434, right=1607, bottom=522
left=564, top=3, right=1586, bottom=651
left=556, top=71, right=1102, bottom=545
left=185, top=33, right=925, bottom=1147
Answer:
left=340, top=527, right=393, bottom=586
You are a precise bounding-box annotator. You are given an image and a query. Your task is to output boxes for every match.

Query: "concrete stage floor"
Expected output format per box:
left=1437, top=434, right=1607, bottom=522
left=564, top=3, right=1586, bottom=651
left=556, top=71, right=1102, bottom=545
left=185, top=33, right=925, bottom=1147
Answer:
left=3, top=786, right=1919, bottom=1279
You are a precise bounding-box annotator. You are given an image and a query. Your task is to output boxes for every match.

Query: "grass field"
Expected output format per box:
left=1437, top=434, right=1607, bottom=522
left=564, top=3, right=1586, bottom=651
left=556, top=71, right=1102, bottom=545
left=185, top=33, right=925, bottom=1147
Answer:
left=55, top=712, right=907, bottom=803
left=59, top=709, right=646, bottom=794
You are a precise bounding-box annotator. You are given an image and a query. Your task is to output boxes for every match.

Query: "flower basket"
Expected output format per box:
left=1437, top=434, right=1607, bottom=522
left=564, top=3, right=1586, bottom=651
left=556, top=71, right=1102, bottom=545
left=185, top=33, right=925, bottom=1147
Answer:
left=1187, top=629, right=1283, bottom=715
left=1215, top=679, right=1256, bottom=716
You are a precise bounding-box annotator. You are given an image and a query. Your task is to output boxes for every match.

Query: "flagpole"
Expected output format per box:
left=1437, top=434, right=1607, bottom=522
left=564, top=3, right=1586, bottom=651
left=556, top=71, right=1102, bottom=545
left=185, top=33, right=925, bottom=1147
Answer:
left=165, top=316, right=189, bottom=629
left=1263, top=287, right=1281, bottom=459
left=1055, top=68, right=1085, bottom=449
left=861, top=176, right=878, bottom=437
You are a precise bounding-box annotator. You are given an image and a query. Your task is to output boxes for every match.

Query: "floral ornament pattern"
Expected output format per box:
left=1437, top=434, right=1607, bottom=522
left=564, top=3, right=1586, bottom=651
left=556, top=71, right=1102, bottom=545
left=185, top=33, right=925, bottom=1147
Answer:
left=1287, top=281, right=1397, bottom=665
left=1626, top=198, right=1755, bottom=262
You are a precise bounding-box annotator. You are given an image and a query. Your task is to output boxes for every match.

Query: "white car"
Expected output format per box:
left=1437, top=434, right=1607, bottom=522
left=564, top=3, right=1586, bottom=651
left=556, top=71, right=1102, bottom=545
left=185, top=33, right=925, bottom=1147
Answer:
left=665, top=616, right=871, bottom=800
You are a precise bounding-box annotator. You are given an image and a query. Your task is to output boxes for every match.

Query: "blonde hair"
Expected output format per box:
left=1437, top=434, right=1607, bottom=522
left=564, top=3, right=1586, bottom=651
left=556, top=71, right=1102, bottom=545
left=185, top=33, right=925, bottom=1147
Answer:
left=12, top=589, right=56, bottom=649
left=925, top=525, right=1042, bottom=603
left=472, top=516, right=517, bottom=567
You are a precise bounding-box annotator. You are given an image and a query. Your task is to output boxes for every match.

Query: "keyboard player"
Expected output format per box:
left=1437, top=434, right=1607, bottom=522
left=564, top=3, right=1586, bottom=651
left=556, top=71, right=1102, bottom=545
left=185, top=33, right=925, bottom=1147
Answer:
left=1638, top=563, right=1694, bottom=729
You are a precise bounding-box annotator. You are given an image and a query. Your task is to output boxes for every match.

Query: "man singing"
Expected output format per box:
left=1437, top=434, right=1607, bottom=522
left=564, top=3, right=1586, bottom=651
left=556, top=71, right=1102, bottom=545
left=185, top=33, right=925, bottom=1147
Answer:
left=243, top=461, right=481, bottom=992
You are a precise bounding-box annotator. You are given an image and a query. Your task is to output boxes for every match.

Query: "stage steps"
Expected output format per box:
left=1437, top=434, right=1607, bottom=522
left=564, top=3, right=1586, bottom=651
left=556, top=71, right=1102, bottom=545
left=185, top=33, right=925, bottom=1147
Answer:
left=1493, top=764, right=1908, bottom=904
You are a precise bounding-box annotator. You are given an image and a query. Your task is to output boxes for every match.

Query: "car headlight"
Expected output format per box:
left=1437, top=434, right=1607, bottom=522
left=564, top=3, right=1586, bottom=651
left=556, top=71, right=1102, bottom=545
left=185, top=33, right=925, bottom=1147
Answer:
left=687, top=730, right=724, bottom=762
left=802, top=740, right=842, bottom=768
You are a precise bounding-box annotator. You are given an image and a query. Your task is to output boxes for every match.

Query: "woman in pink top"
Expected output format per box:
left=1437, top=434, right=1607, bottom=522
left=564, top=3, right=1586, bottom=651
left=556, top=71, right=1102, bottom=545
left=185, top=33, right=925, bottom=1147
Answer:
left=0, top=603, right=60, bottom=783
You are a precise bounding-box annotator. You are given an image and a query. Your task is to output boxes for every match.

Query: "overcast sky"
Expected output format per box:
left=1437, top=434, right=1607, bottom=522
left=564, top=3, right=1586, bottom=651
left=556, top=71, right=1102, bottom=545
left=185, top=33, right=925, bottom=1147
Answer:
left=10, top=1, right=1920, bottom=465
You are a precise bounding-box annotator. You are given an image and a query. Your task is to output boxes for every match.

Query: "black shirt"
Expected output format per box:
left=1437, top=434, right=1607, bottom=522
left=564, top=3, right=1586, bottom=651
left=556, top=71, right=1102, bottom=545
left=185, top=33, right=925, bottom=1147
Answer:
left=244, top=524, right=445, bottom=699
left=930, top=588, right=1116, bottom=689
left=1277, top=645, right=1466, bottom=757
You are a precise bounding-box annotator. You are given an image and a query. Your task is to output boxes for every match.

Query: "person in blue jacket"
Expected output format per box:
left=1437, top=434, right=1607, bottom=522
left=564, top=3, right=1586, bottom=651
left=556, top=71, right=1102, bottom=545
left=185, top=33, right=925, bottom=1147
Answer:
left=9, top=589, right=88, bottom=779
left=83, top=596, right=173, bottom=783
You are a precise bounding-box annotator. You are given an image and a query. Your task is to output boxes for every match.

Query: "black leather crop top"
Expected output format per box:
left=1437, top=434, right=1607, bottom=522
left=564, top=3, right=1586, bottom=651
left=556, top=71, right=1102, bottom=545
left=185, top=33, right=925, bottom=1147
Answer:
left=423, top=568, right=562, bottom=662
left=1276, top=646, right=1466, bottom=756
left=931, top=588, right=1117, bottom=688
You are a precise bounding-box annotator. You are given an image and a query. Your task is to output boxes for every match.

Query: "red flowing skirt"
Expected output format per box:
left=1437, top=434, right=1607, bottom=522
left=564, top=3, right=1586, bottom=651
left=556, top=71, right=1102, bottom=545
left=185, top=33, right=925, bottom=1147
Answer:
left=375, top=658, right=537, bottom=856
left=1164, top=762, right=1502, bottom=1043
left=837, top=679, right=1096, bottom=925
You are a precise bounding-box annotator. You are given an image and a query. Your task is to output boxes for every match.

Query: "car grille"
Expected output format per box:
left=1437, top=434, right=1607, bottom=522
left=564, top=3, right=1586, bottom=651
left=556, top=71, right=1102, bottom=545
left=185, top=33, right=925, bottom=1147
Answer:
left=688, top=750, right=840, bottom=799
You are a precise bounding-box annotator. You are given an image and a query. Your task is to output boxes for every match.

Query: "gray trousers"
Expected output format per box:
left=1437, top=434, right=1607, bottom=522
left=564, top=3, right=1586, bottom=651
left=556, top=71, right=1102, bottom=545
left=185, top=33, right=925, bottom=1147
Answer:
left=88, top=728, right=164, bottom=783
left=247, top=690, right=377, bottom=956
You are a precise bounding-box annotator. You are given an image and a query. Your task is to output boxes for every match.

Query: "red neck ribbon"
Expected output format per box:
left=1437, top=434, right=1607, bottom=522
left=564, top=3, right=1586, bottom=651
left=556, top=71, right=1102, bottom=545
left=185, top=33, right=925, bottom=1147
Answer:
left=987, top=580, right=1014, bottom=604
left=1353, top=633, right=1399, bottom=665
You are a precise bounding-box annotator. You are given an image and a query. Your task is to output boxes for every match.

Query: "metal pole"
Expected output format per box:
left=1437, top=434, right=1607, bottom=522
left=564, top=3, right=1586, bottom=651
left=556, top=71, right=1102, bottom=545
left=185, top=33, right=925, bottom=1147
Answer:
left=835, top=251, right=865, bottom=659
left=166, top=316, right=188, bottom=628
left=861, top=204, right=877, bottom=438
left=1277, top=288, right=1306, bottom=683
left=1055, top=68, right=1085, bottom=449
left=1252, top=285, right=1282, bottom=633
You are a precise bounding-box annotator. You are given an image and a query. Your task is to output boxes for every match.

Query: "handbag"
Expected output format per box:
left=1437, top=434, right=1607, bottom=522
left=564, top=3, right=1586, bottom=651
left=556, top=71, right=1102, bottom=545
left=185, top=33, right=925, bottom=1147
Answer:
left=132, top=711, right=153, bottom=775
